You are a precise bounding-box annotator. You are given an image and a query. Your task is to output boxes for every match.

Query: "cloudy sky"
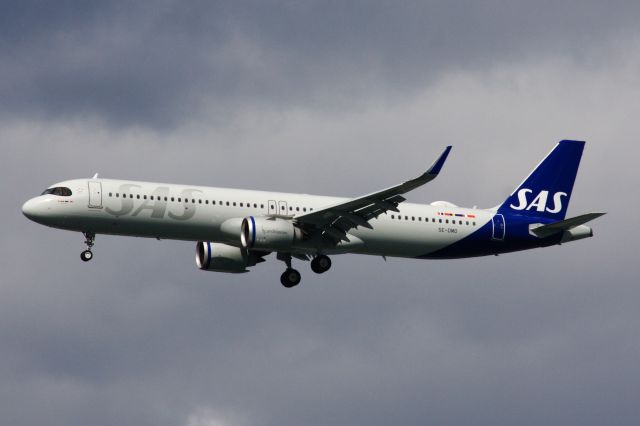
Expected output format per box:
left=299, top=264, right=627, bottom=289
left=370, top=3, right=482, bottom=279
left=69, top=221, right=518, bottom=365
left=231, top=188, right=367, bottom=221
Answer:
left=1, top=1, right=638, bottom=425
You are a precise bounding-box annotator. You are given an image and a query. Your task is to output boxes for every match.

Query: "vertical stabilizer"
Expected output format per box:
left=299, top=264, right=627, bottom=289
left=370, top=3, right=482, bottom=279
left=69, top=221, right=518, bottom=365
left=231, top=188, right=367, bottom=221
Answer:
left=497, top=140, right=585, bottom=220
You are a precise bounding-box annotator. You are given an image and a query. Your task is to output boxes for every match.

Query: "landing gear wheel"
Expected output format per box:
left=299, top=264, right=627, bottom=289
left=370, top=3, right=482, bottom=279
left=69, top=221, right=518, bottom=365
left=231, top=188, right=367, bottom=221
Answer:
left=311, top=255, right=331, bottom=274
left=280, top=268, right=301, bottom=288
left=80, top=250, right=93, bottom=262
left=80, top=232, right=95, bottom=262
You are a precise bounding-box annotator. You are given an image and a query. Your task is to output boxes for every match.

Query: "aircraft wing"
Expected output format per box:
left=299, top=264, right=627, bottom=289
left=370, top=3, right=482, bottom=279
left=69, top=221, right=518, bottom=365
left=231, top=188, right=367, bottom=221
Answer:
left=294, top=146, right=452, bottom=244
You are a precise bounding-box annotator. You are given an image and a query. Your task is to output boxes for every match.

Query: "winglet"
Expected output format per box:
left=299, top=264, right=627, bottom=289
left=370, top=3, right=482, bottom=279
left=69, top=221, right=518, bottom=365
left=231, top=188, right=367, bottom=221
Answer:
left=426, top=146, right=452, bottom=175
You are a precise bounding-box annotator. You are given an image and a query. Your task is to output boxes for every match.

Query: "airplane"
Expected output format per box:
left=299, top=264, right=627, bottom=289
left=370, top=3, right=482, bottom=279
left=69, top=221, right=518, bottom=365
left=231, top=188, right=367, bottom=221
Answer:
left=22, top=140, right=604, bottom=288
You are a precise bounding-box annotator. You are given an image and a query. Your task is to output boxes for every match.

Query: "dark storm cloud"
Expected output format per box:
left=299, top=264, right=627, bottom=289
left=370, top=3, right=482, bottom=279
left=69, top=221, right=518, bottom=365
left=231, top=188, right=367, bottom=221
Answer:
left=2, top=1, right=640, bottom=426
left=1, top=0, right=639, bottom=128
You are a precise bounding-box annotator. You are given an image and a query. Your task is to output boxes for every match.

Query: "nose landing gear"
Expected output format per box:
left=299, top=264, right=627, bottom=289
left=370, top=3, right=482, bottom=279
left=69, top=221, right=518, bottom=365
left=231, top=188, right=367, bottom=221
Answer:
left=81, top=232, right=95, bottom=262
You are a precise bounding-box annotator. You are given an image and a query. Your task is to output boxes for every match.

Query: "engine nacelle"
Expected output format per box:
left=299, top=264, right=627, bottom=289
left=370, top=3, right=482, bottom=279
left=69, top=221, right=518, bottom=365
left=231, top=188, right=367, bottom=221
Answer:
left=241, top=216, right=303, bottom=251
left=195, top=241, right=264, bottom=273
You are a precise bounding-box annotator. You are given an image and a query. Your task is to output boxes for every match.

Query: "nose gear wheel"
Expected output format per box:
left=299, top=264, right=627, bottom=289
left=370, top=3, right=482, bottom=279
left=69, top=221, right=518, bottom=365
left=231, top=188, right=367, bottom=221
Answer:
left=81, top=232, right=95, bottom=262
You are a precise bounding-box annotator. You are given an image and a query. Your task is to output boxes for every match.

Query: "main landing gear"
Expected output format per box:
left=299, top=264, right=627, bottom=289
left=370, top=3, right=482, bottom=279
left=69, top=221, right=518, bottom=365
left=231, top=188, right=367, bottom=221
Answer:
left=277, top=253, right=333, bottom=288
left=277, top=253, right=301, bottom=288
left=80, top=232, right=95, bottom=262
left=280, top=268, right=302, bottom=288
left=310, top=254, right=331, bottom=274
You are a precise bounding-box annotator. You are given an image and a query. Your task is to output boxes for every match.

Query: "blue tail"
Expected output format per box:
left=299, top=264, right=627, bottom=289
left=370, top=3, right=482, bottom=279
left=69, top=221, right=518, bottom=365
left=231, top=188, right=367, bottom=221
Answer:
left=497, top=140, right=585, bottom=220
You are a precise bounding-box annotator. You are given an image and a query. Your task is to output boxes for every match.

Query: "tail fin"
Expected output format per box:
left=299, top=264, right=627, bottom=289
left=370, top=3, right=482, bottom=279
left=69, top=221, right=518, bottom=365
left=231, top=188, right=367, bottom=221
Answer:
left=497, top=140, right=585, bottom=220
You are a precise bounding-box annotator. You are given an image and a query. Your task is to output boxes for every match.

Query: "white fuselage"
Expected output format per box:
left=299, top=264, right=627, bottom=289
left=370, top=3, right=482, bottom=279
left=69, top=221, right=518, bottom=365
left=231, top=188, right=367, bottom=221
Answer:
left=23, top=178, right=492, bottom=259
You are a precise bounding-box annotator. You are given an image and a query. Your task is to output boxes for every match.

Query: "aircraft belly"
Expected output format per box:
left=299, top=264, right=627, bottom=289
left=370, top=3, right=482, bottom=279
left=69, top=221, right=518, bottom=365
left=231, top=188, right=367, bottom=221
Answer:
left=351, top=220, right=481, bottom=258
left=67, top=207, right=222, bottom=241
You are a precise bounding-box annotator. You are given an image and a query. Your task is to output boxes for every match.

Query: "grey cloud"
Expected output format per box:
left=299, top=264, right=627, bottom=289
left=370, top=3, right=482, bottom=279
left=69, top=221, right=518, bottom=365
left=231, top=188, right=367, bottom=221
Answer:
left=2, top=1, right=640, bottom=128
left=3, top=89, right=639, bottom=425
left=1, top=2, right=639, bottom=425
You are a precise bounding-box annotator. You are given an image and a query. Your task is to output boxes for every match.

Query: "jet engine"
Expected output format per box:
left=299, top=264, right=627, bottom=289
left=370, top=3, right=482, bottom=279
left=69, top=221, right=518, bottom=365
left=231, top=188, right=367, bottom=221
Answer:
left=195, top=241, right=266, bottom=273
left=241, top=216, right=303, bottom=251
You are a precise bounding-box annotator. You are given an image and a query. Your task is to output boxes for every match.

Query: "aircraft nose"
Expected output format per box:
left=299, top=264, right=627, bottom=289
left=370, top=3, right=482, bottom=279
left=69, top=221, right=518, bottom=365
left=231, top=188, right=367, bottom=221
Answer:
left=22, top=198, right=41, bottom=220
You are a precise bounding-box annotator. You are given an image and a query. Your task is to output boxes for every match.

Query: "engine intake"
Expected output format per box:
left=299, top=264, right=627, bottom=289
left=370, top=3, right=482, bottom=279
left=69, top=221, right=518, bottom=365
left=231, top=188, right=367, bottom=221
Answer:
left=241, top=216, right=303, bottom=251
left=196, top=241, right=265, bottom=273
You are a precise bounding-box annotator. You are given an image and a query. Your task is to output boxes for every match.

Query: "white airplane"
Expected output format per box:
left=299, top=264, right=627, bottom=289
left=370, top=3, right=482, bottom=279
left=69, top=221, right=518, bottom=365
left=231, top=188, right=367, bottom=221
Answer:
left=22, top=140, right=604, bottom=287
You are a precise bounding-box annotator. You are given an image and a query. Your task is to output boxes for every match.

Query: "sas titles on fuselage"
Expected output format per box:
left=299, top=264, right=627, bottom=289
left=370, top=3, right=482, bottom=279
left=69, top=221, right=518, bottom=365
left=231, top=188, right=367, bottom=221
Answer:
left=105, top=184, right=204, bottom=221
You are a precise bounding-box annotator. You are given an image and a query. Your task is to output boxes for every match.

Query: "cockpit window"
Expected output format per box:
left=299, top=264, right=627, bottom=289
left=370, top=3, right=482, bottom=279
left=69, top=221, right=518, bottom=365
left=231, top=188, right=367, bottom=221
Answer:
left=41, top=187, right=72, bottom=196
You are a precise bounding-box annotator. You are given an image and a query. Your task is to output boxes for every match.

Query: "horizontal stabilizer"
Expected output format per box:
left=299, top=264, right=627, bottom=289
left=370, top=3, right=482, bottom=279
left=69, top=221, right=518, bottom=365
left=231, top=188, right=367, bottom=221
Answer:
left=530, top=212, right=606, bottom=238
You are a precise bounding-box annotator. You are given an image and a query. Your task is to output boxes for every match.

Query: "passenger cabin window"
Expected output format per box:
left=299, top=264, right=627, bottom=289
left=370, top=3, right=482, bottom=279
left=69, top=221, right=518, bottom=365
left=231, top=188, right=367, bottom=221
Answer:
left=41, top=187, right=73, bottom=196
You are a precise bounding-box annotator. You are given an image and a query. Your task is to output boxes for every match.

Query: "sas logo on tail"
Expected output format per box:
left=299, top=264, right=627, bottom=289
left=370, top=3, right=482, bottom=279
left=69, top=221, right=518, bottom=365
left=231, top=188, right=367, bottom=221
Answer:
left=510, top=189, right=567, bottom=213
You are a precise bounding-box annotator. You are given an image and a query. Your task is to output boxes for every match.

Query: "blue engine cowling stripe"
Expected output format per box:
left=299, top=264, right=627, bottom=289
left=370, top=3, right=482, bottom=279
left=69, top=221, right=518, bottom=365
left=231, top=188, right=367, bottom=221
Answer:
left=250, top=216, right=256, bottom=248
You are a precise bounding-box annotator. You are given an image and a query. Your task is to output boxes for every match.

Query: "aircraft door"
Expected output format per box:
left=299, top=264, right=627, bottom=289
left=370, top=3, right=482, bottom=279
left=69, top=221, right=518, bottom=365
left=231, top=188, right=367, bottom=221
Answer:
left=268, top=200, right=277, bottom=215
left=88, top=181, right=103, bottom=208
left=278, top=201, right=288, bottom=216
left=492, top=214, right=505, bottom=240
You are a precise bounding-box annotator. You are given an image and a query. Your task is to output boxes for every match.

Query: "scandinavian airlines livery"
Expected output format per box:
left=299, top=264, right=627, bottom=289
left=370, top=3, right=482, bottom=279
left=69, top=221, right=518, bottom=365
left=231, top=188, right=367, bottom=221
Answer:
left=22, top=140, right=604, bottom=287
